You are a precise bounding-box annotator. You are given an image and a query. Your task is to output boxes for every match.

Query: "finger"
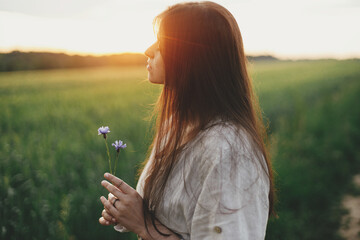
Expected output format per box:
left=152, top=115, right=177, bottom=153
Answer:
left=108, top=192, right=116, bottom=202
left=113, top=199, right=121, bottom=209
left=99, top=216, right=112, bottom=226
left=100, top=196, right=119, bottom=219
left=101, top=180, right=126, bottom=199
left=104, top=208, right=117, bottom=222
left=100, top=196, right=113, bottom=212
left=107, top=194, right=117, bottom=205
left=102, top=209, right=116, bottom=223
left=104, top=173, right=133, bottom=194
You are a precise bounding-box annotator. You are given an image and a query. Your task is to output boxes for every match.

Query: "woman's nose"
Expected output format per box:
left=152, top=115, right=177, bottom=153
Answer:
left=144, top=42, right=156, bottom=58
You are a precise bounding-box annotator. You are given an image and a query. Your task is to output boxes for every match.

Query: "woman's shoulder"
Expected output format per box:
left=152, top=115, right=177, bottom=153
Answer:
left=190, top=120, right=254, bottom=155
left=179, top=119, right=269, bottom=199
left=180, top=119, right=260, bottom=172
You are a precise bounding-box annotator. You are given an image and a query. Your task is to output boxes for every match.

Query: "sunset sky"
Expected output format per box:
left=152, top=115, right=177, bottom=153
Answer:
left=0, top=0, right=359, bottom=59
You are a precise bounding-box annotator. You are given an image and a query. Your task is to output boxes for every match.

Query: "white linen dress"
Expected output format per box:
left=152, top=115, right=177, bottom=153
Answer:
left=115, top=120, right=270, bottom=239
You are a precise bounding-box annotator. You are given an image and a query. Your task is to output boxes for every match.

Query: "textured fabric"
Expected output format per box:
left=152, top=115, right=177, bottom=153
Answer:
left=115, top=120, right=270, bottom=239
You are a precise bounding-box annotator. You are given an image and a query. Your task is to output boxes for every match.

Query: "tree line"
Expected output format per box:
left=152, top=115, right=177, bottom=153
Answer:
left=0, top=51, right=278, bottom=72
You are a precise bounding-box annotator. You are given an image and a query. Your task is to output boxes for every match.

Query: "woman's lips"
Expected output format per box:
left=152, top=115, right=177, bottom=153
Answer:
left=147, top=64, right=152, bottom=71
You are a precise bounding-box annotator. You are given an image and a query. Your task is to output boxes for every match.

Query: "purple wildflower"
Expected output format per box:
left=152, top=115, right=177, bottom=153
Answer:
left=112, top=140, right=127, bottom=152
left=98, top=126, right=110, bottom=139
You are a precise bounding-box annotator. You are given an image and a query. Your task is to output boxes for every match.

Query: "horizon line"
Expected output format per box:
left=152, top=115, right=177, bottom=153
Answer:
left=0, top=48, right=359, bottom=61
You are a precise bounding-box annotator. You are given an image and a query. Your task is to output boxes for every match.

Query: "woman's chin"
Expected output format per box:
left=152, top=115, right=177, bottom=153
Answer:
left=148, top=76, right=164, bottom=84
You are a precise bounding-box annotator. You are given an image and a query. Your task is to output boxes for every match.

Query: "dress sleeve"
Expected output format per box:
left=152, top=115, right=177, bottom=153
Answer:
left=189, top=141, right=269, bottom=240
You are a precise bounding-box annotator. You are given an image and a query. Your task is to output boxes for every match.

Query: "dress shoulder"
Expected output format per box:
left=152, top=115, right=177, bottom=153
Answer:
left=183, top=121, right=259, bottom=168
left=177, top=120, right=269, bottom=208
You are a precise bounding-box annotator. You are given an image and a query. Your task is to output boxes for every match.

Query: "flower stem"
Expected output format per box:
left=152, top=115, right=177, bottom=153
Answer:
left=114, top=152, right=120, bottom=176
left=104, top=139, right=112, bottom=174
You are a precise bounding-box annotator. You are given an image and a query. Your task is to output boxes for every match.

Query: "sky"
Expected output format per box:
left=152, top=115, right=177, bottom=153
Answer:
left=0, top=0, right=359, bottom=59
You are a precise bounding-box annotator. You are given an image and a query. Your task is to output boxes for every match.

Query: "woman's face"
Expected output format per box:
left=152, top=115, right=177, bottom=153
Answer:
left=145, top=41, right=165, bottom=84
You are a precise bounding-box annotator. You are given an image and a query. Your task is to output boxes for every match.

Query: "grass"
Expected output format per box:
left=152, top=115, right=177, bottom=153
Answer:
left=0, top=60, right=359, bottom=239
left=256, top=60, right=360, bottom=239
left=0, top=66, right=160, bottom=240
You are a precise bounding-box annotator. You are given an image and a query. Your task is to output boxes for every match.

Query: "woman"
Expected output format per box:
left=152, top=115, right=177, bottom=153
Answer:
left=99, top=1, right=276, bottom=239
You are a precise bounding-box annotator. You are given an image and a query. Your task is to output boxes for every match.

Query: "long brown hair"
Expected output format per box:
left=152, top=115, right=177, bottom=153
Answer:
left=139, top=1, right=276, bottom=236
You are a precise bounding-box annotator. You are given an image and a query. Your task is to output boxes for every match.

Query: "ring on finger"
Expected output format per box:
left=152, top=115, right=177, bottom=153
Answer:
left=113, top=199, right=119, bottom=208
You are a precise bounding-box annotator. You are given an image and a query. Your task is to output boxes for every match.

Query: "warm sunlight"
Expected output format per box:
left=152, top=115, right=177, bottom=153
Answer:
left=0, top=6, right=157, bottom=55
left=0, top=0, right=359, bottom=59
left=1, top=1, right=360, bottom=240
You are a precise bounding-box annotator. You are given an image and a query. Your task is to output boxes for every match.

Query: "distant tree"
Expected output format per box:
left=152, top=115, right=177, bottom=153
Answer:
left=0, top=51, right=279, bottom=72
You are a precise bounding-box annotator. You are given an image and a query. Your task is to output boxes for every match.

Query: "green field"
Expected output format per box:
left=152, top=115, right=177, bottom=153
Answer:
left=1, top=60, right=359, bottom=239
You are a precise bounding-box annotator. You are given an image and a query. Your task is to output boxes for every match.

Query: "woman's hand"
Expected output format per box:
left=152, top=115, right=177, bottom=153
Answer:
left=100, top=173, right=147, bottom=236
left=99, top=207, right=117, bottom=226
left=99, top=193, right=117, bottom=226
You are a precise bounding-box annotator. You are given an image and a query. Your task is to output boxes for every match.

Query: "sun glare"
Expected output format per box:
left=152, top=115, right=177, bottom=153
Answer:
left=0, top=6, right=158, bottom=56
left=0, top=0, right=359, bottom=59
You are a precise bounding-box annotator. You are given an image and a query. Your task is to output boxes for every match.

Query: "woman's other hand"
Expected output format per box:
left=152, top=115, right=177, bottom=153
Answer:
left=99, top=208, right=117, bottom=226
left=100, top=173, right=146, bottom=236
left=99, top=193, right=117, bottom=225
